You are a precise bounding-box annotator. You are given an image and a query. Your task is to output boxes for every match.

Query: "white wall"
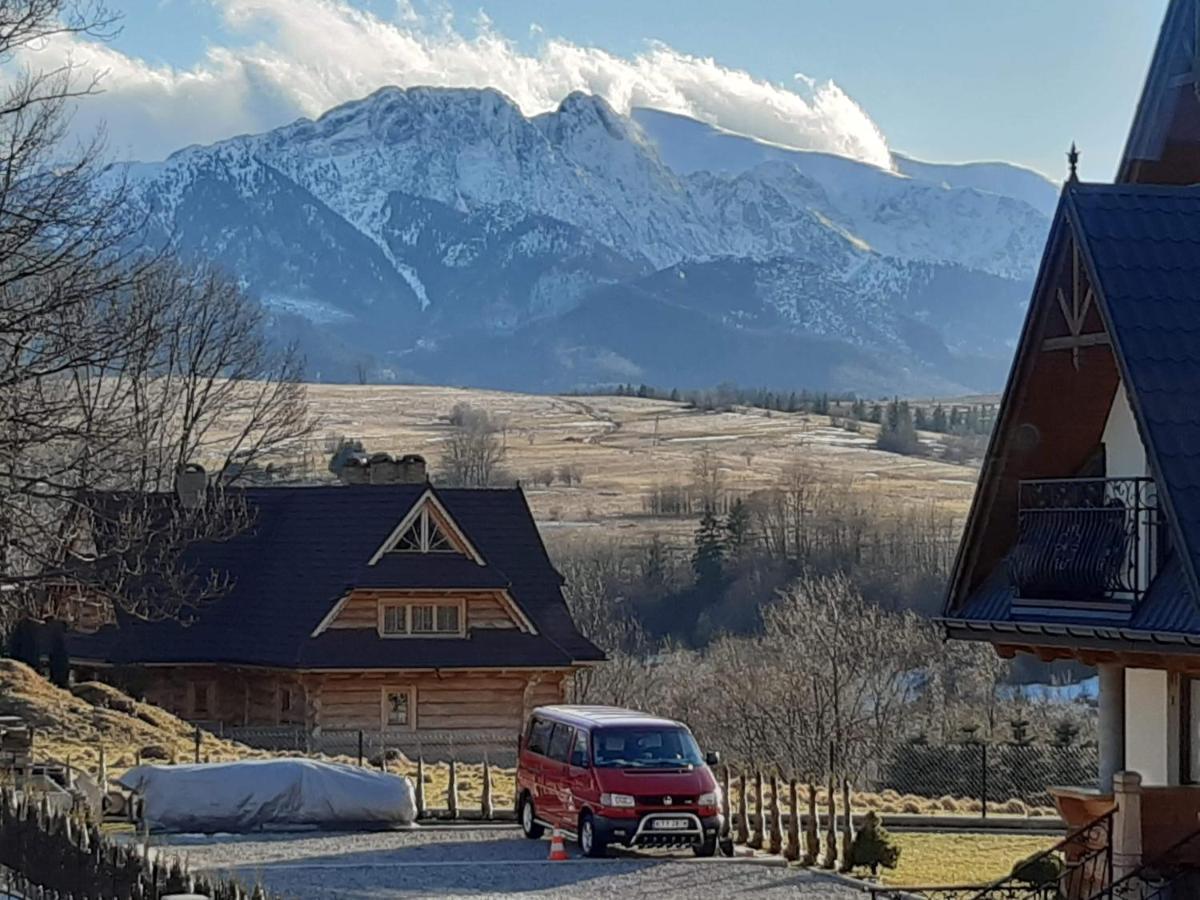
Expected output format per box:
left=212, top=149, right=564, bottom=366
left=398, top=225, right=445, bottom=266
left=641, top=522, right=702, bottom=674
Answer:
left=1102, top=382, right=1146, bottom=479
left=1125, top=668, right=1181, bottom=786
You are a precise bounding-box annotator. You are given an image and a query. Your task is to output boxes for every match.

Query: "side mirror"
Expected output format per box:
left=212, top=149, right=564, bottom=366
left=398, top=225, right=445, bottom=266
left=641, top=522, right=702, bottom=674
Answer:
left=705, top=750, right=721, bottom=767
left=570, top=750, right=589, bottom=768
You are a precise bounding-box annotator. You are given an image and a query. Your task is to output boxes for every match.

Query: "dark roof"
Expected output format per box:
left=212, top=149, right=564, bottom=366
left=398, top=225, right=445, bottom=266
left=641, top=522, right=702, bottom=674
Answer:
left=944, top=182, right=1200, bottom=642
left=69, top=484, right=603, bottom=669
left=945, top=554, right=1200, bottom=654
left=1119, top=0, right=1198, bottom=180
left=1069, top=184, right=1200, bottom=601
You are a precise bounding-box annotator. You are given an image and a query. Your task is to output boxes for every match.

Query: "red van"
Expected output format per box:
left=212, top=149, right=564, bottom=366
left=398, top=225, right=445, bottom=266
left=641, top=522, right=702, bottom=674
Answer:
left=515, top=705, right=723, bottom=857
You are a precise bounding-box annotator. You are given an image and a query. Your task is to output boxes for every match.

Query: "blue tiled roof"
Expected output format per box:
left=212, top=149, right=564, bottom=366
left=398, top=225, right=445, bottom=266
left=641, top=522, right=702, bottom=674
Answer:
left=1070, top=184, right=1200, bottom=607
left=69, top=485, right=603, bottom=669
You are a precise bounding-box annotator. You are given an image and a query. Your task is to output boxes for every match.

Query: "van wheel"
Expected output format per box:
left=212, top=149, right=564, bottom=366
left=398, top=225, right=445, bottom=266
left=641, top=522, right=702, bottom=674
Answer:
left=579, top=811, right=607, bottom=858
left=519, top=794, right=544, bottom=839
left=693, top=835, right=718, bottom=857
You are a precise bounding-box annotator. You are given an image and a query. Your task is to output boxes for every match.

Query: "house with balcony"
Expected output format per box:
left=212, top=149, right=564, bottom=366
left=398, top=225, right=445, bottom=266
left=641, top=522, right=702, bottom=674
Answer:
left=66, top=456, right=603, bottom=760
left=941, top=0, right=1200, bottom=880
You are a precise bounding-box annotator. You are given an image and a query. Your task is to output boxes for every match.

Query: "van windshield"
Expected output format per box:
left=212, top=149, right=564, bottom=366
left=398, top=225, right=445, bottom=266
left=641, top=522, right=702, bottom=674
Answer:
left=592, top=725, right=705, bottom=769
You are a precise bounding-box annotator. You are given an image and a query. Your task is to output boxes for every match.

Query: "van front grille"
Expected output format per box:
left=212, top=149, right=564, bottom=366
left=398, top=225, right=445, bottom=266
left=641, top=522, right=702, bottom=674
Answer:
left=636, top=795, right=697, bottom=807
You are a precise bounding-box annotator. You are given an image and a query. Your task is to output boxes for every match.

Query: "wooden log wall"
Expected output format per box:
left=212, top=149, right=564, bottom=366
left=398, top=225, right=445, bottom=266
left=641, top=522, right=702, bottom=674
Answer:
left=318, top=671, right=565, bottom=732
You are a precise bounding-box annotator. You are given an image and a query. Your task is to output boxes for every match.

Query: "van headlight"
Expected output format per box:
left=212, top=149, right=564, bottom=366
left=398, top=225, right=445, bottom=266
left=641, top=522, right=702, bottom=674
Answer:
left=600, top=792, right=635, bottom=808
left=698, top=791, right=718, bottom=807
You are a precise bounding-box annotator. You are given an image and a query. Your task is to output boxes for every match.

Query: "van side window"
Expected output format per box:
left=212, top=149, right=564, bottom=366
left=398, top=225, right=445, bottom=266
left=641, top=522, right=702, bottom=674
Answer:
left=527, top=717, right=553, bottom=756
left=547, top=723, right=574, bottom=762
left=571, top=729, right=589, bottom=767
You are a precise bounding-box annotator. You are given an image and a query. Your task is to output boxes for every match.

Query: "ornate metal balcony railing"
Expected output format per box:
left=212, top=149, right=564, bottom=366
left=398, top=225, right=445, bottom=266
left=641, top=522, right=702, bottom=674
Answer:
left=1008, top=477, right=1159, bottom=604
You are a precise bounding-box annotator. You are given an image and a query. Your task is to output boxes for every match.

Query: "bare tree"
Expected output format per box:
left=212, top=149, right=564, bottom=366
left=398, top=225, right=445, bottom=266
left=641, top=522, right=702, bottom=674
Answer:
left=0, top=3, right=314, bottom=629
left=439, top=403, right=507, bottom=487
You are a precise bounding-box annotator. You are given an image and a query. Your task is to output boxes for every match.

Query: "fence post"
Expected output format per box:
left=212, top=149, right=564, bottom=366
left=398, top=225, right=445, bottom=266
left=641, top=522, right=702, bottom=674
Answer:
left=839, top=778, right=854, bottom=873
left=416, top=757, right=426, bottom=818
left=193, top=726, right=201, bottom=764
left=481, top=758, right=494, bottom=820
left=748, top=771, right=764, bottom=849
left=448, top=760, right=459, bottom=820
left=357, top=731, right=364, bottom=767
left=784, top=779, right=800, bottom=862
left=980, top=743, right=988, bottom=820
left=767, top=774, right=782, bottom=855
left=734, top=772, right=749, bottom=844
left=821, top=776, right=837, bottom=869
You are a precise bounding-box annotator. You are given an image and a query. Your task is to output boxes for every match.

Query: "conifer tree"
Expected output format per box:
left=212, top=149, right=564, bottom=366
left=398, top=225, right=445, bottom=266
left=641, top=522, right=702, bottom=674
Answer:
left=692, top=506, right=726, bottom=592
left=724, top=499, right=753, bottom=561
left=850, top=811, right=900, bottom=877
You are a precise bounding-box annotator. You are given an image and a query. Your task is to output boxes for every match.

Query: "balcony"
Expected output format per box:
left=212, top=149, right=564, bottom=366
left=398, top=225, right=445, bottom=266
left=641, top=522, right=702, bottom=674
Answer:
left=1008, top=477, right=1160, bottom=607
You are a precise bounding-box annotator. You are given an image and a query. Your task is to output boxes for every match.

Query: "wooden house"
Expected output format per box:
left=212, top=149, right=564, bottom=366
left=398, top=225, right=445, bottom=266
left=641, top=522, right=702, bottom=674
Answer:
left=68, top=471, right=604, bottom=759
left=942, top=0, right=1200, bottom=877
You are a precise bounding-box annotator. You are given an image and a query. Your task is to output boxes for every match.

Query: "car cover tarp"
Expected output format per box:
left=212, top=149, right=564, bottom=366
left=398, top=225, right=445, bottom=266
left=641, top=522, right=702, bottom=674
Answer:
left=118, top=758, right=416, bottom=832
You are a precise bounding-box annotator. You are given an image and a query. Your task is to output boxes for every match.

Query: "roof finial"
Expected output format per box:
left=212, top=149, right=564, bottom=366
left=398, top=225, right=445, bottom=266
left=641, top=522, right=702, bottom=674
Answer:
left=1067, top=142, right=1080, bottom=183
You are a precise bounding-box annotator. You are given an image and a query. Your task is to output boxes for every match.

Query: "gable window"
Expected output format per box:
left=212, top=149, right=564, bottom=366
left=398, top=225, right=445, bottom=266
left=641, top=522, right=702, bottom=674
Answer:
left=379, top=599, right=465, bottom=637
left=390, top=507, right=461, bottom=555
left=382, top=686, right=415, bottom=730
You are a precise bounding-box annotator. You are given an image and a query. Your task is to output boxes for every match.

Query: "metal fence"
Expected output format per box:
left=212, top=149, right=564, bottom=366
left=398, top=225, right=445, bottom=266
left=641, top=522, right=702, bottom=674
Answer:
left=224, top=726, right=519, bottom=766
left=877, top=740, right=1099, bottom=813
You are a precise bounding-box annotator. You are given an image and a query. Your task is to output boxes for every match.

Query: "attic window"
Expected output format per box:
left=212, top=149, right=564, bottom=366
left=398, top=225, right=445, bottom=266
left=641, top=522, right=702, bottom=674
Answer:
left=390, top=507, right=462, bottom=555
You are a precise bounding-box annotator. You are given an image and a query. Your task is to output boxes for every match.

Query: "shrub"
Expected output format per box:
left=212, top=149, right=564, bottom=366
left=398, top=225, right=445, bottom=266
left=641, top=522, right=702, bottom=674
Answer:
left=1011, top=852, right=1063, bottom=886
left=850, top=811, right=900, bottom=876
left=999, top=798, right=1028, bottom=815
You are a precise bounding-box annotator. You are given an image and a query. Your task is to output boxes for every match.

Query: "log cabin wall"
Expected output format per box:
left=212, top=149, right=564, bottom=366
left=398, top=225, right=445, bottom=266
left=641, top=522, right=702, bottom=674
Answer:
left=139, top=666, right=307, bottom=727
left=132, top=666, right=567, bottom=733
left=315, top=670, right=566, bottom=733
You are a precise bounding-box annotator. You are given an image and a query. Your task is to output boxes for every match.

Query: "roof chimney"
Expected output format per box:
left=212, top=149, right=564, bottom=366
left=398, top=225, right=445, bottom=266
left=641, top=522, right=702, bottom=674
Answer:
left=398, top=454, right=427, bottom=484
left=175, top=463, right=207, bottom=510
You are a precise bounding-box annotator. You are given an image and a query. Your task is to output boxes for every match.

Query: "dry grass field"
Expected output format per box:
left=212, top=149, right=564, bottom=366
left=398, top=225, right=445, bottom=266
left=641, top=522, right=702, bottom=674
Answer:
left=292, top=385, right=979, bottom=546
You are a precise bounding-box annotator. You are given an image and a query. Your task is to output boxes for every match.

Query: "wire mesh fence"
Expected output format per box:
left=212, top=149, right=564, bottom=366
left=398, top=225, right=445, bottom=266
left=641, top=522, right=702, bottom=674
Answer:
left=877, top=739, right=1099, bottom=813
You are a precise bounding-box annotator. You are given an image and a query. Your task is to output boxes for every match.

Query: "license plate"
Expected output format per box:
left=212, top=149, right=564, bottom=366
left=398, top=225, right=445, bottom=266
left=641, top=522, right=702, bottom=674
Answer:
left=651, top=819, right=689, bottom=831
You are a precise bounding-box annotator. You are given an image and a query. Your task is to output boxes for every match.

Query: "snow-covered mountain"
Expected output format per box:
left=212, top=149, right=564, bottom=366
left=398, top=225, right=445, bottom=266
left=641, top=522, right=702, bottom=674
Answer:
left=119, top=86, right=1054, bottom=393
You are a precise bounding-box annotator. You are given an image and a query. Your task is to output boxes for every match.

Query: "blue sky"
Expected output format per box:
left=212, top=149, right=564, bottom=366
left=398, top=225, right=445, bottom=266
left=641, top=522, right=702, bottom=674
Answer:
left=87, top=0, right=1168, bottom=177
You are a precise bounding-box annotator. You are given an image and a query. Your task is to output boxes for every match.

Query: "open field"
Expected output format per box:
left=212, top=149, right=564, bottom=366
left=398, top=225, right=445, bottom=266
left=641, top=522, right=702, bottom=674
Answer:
left=294, top=385, right=980, bottom=545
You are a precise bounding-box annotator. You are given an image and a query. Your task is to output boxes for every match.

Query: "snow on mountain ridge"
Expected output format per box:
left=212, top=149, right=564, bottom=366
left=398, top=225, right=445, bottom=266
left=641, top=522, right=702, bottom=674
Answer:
left=116, top=85, right=1047, bottom=392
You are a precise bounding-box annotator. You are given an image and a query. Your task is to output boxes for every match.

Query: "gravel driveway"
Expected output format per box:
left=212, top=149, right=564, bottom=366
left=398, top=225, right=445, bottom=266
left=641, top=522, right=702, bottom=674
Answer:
left=153, top=826, right=864, bottom=898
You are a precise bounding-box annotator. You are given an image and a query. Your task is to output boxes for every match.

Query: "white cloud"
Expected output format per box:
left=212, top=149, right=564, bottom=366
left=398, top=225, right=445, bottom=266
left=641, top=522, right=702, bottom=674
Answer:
left=21, top=0, right=892, bottom=167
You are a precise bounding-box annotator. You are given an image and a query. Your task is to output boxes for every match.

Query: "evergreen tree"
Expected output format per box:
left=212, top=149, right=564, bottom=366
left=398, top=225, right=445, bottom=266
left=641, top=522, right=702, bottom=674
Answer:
left=913, top=406, right=928, bottom=430
left=724, top=499, right=753, bottom=560
left=931, top=403, right=948, bottom=433
left=669, top=388, right=680, bottom=403
left=877, top=399, right=921, bottom=455
left=47, top=622, right=69, bottom=688
left=8, top=619, right=39, bottom=669
left=850, top=812, right=900, bottom=876
left=869, top=404, right=883, bottom=424
left=640, top=534, right=669, bottom=592
left=692, top=507, right=726, bottom=593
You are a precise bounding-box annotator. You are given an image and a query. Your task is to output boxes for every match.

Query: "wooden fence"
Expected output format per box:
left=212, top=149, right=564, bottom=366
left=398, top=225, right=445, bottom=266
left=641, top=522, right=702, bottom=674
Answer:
left=0, top=787, right=269, bottom=899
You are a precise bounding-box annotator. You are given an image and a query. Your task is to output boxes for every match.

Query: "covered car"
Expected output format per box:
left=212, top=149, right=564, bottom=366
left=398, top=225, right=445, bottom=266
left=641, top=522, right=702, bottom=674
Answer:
left=118, top=758, right=417, bottom=832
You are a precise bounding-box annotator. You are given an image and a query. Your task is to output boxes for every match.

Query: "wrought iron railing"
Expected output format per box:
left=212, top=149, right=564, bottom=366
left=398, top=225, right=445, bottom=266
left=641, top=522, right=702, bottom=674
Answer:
left=1009, top=477, right=1158, bottom=604
left=1095, top=827, right=1200, bottom=900
left=868, top=809, right=1113, bottom=900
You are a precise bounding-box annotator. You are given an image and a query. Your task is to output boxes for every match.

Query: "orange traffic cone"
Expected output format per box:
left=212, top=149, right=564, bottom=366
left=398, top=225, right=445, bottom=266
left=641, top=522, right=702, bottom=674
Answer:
left=548, top=827, right=569, bottom=861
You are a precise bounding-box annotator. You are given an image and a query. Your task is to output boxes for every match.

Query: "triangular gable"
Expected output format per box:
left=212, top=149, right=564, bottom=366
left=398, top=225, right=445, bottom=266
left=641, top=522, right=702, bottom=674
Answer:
left=368, top=488, right=485, bottom=566
left=1119, top=0, right=1200, bottom=184
left=947, top=183, right=1200, bottom=624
